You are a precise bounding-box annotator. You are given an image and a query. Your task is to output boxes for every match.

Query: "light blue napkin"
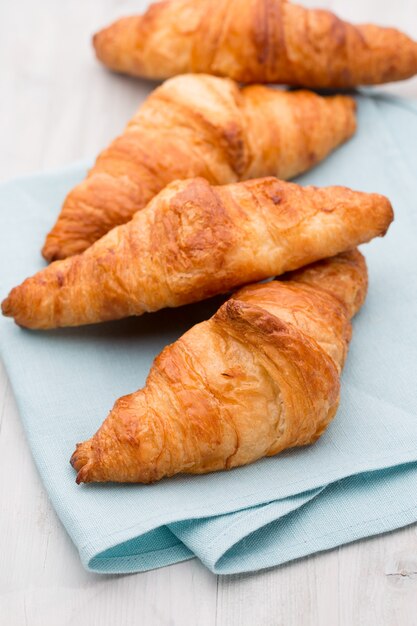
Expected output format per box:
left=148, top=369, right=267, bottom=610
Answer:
left=1, top=92, right=417, bottom=575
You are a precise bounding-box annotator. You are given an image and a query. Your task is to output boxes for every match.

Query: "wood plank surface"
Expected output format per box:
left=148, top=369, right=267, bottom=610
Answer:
left=1, top=2, right=416, bottom=624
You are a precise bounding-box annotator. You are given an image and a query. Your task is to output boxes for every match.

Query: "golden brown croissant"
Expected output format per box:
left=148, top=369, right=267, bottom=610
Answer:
left=2, top=177, right=392, bottom=330
left=71, top=249, right=368, bottom=483
left=42, top=74, right=357, bottom=261
left=93, top=0, right=417, bottom=87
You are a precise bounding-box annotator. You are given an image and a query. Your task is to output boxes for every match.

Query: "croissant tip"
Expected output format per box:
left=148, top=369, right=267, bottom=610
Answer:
left=75, top=462, right=95, bottom=484
left=70, top=444, right=80, bottom=469
left=373, top=194, right=394, bottom=235
left=41, top=242, right=57, bottom=263
left=92, top=29, right=104, bottom=54
left=71, top=442, right=96, bottom=484
left=92, top=22, right=120, bottom=60
left=42, top=235, right=90, bottom=261
left=75, top=472, right=84, bottom=485
left=1, top=296, right=12, bottom=317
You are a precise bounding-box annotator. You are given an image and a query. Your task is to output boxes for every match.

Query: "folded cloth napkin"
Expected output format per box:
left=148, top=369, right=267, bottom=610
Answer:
left=1, top=92, right=417, bottom=575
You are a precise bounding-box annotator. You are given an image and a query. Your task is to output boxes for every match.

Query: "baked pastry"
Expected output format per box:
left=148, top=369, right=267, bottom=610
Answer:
left=71, top=249, right=368, bottom=483
left=42, top=74, right=356, bottom=261
left=93, top=0, right=417, bottom=87
left=2, top=176, right=392, bottom=329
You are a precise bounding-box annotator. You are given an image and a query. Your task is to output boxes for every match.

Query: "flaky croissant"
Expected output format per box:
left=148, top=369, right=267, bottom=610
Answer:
left=93, top=0, right=417, bottom=88
left=2, top=177, right=392, bottom=330
left=42, top=74, right=356, bottom=261
left=71, top=249, right=368, bottom=483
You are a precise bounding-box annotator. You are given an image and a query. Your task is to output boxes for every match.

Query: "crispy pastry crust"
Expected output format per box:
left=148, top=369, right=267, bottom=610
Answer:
left=2, top=177, right=392, bottom=329
left=41, top=74, right=356, bottom=260
left=93, top=0, right=417, bottom=87
left=70, top=250, right=367, bottom=483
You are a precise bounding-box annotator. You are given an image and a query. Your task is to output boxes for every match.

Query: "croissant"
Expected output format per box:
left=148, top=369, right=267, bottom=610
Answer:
left=2, top=177, right=392, bottom=330
left=71, top=249, right=368, bottom=483
left=93, top=0, right=417, bottom=88
left=42, top=74, right=357, bottom=261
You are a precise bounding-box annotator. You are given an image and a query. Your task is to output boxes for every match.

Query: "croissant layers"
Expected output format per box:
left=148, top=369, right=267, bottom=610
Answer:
left=2, top=177, right=393, bottom=330
left=42, top=74, right=356, bottom=261
left=93, top=0, right=417, bottom=88
left=71, top=250, right=368, bottom=483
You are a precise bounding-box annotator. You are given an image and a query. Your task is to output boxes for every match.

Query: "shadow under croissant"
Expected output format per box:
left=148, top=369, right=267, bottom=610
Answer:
left=19, top=293, right=229, bottom=344
left=69, top=445, right=317, bottom=489
left=96, top=63, right=163, bottom=94
left=286, top=85, right=359, bottom=97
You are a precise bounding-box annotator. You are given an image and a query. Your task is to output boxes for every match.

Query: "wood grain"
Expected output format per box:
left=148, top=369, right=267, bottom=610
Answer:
left=0, top=2, right=416, bottom=625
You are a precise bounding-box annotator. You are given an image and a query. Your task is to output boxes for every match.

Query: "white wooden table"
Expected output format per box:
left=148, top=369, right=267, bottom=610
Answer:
left=1, top=2, right=417, bottom=624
